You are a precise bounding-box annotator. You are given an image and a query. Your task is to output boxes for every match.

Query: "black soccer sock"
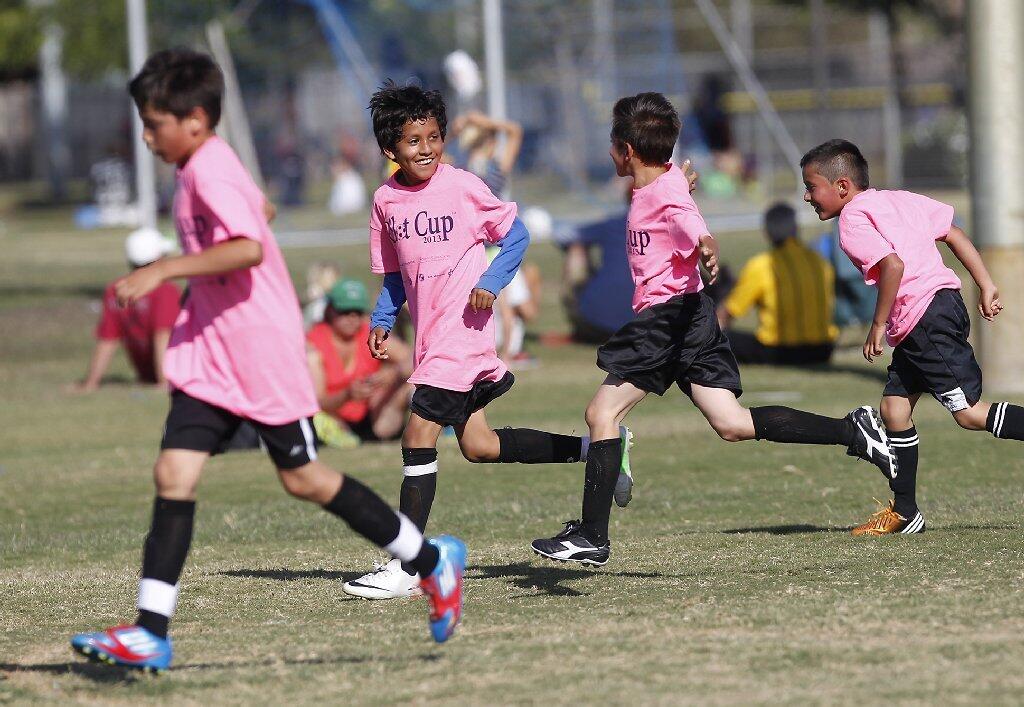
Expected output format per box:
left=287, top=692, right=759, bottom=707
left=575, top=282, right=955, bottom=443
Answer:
left=887, top=427, right=919, bottom=518
left=495, top=428, right=585, bottom=464
left=580, top=438, right=622, bottom=544
left=399, top=448, right=438, bottom=575
left=400, top=448, right=438, bottom=531
left=323, top=476, right=439, bottom=578
left=136, top=497, right=195, bottom=639
left=986, top=402, right=1024, bottom=441
left=750, top=406, right=855, bottom=446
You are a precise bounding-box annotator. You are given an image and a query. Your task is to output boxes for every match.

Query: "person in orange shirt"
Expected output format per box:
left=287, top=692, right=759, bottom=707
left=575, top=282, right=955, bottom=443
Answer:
left=307, top=279, right=412, bottom=441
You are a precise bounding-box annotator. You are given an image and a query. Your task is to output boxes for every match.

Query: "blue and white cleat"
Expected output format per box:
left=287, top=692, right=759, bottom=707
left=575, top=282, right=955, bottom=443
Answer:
left=613, top=425, right=634, bottom=508
left=70, top=624, right=172, bottom=673
left=418, top=535, right=467, bottom=643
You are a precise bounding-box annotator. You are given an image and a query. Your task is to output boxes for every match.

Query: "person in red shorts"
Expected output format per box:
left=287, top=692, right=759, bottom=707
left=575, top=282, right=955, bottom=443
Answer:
left=73, top=228, right=181, bottom=391
left=307, top=278, right=412, bottom=442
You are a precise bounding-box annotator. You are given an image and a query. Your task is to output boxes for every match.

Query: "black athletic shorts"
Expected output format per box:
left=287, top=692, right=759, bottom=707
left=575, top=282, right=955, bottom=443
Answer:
left=597, top=292, right=742, bottom=397
left=161, top=390, right=319, bottom=470
left=883, top=289, right=982, bottom=413
left=410, top=371, right=515, bottom=426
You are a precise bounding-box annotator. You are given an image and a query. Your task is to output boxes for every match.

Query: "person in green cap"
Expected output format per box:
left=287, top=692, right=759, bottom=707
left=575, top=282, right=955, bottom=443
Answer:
left=306, top=278, right=413, bottom=444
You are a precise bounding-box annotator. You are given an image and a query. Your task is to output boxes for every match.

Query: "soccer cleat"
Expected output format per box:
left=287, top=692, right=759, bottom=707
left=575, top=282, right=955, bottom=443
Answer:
left=418, top=535, right=467, bottom=643
left=845, top=405, right=898, bottom=479
left=70, top=624, right=172, bottom=673
left=613, top=425, right=634, bottom=508
left=851, top=499, right=926, bottom=536
left=531, top=519, right=610, bottom=566
left=343, top=558, right=422, bottom=600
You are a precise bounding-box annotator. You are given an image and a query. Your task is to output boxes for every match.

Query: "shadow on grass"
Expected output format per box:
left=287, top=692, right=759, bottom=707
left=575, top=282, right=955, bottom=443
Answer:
left=468, top=561, right=687, bottom=598
left=722, top=524, right=853, bottom=535
left=723, top=522, right=1019, bottom=535
left=0, top=284, right=106, bottom=300
left=0, top=652, right=441, bottom=683
left=217, top=568, right=362, bottom=583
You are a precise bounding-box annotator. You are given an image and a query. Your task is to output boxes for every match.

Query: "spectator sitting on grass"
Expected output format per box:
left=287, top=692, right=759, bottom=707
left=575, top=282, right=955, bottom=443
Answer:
left=306, top=279, right=413, bottom=445
left=71, top=228, right=180, bottom=392
left=717, top=202, right=838, bottom=365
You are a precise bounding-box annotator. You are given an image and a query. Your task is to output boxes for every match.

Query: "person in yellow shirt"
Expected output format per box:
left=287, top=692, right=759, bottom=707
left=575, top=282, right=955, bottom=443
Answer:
left=717, top=202, right=838, bottom=365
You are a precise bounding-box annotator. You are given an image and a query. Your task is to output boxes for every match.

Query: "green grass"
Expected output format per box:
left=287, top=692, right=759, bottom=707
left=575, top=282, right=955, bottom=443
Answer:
left=2, top=205, right=1023, bottom=705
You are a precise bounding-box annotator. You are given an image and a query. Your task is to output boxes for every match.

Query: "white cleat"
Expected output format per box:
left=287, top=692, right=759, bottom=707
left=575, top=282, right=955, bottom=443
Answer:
left=343, top=558, right=421, bottom=600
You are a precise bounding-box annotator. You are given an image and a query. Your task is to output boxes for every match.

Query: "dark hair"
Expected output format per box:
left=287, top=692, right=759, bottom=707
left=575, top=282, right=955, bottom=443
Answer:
left=128, top=48, right=223, bottom=128
left=368, top=80, right=447, bottom=153
left=764, top=202, right=797, bottom=245
left=799, top=139, right=869, bottom=189
left=610, top=92, right=681, bottom=165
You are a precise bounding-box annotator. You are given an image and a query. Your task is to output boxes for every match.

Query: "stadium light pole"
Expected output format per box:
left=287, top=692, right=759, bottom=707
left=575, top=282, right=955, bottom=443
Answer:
left=127, top=0, right=157, bottom=230
left=482, top=0, right=507, bottom=122
left=967, top=0, right=1024, bottom=393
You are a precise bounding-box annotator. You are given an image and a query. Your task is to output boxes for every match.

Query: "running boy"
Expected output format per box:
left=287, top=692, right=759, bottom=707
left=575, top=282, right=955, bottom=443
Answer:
left=801, top=139, right=1017, bottom=535
left=343, top=81, right=616, bottom=600
left=70, top=50, right=465, bottom=672
left=531, top=93, right=897, bottom=566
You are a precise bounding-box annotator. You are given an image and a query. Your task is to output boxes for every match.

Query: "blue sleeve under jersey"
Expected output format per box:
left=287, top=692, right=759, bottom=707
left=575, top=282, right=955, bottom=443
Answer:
left=475, top=217, right=530, bottom=295
left=370, top=272, right=407, bottom=332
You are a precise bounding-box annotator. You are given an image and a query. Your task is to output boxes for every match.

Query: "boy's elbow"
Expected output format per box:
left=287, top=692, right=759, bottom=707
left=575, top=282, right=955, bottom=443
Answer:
left=882, top=253, right=904, bottom=275
left=246, top=240, right=264, bottom=266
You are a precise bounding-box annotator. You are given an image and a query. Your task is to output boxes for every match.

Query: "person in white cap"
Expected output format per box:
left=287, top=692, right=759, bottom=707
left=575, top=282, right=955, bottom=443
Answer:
left=71, top=228, right=181, bottom=392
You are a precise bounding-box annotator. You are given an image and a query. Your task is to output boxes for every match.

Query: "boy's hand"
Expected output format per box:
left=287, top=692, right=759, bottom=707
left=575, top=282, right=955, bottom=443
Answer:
left=863, top=322, right=886, bottom=362
left=368, top=326, right=390, bottom=360
left=698, top=234, right=719, bottom=284
left=683, top=159, right=699, bottom=194
left=468, top=288, right=496, bottom=312
left=979, top=285, right=1003, bottom=321
left=115, top=262, right=165, bottom=306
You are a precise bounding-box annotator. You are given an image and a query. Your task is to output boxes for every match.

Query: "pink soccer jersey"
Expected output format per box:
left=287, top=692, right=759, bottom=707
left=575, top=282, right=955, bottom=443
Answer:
left=625, top=162, right=709, bottom=312
left=370, top=163, right=517, bottom=391
left=164, top=136, right=319, bottom=425
left=838, top=188, right=961, bottom=345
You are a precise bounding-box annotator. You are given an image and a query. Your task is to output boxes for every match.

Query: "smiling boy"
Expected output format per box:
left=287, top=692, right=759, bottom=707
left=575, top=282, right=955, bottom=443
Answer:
left=802, top=139, right=1020, bottom=535
left=342, top=81, right=621, bottom=600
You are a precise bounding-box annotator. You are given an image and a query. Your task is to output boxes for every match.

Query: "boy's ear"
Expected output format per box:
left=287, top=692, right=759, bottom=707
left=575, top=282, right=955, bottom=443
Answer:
left=382, top=147, right=397, bottom=162
left=835, top=176, right=853, bottom=198
left=186, top=106, right=210, bottom=134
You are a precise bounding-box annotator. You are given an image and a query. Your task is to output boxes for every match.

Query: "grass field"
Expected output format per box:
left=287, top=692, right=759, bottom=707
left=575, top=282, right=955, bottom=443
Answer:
left=2, top=206, right=1023, bottom=705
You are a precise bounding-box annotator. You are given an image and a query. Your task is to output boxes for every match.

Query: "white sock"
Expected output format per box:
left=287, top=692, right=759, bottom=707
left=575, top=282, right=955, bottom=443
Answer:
left=137, top=578, right=179, bottom=618
left=385, top=513, right=424, bottom=563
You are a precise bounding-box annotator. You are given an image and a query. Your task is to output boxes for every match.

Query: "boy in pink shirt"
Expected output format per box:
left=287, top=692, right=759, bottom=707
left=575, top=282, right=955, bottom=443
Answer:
left=344, top=81, right=602, bottom=600
left=70, top=50, right=466, bottom=673
left=533, top=94, right=897, bottom=566
left=801, top=139, right=1013, bottom=536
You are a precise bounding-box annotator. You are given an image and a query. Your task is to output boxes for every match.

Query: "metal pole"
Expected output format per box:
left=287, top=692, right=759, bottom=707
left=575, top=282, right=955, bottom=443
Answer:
left=870, top=10, right=903, bottom=187
left=483, top=0, right=507, bottom=122
left=39, top=21, right=69, bottom=200
left=693, top=0, right=804, bottom=188
left=126, top=0, right=157, bottom=229
left=968, top=0, right=1024, bottom=392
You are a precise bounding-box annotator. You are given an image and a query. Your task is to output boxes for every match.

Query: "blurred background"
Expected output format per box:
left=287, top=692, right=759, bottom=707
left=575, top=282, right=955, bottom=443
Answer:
left=0, top=0, right=968, bottom=226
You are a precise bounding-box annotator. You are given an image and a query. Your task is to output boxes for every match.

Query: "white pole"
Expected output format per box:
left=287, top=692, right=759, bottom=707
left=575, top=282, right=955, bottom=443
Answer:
left=968, top=0, right=1024, bottom=392
left=127, top=0, right=157, bottom=230
left=870, top=10, right=903, bottom=187
left=482, top=0, right=507, bottom=122
left=693, top=0, right=803, bottom=188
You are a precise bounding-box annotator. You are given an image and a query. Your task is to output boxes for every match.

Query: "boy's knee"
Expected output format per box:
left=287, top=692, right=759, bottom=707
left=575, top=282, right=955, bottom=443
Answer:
left=711, top=419, right=746, bottom=442
left=278, top=463, right=340, bottom=503
left=152, top=456, right=198, bottom=498
left=585, top=401, right=615, bottom=431
left=953, top=405, right=987, bottom=431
